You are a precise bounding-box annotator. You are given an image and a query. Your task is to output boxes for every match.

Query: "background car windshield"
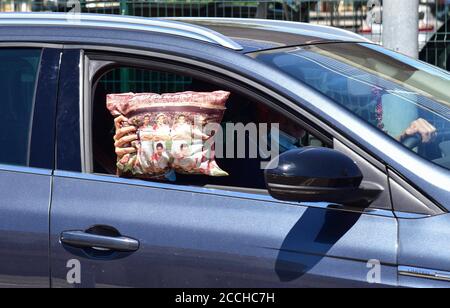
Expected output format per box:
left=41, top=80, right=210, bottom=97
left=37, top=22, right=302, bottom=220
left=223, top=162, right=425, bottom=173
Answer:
left=251, top=43, right=450, bottom=171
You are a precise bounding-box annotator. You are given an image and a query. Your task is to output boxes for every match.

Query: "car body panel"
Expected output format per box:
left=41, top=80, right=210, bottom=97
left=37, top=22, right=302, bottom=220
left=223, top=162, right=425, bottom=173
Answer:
left=50, top=172, right=397, bottom=288
left=0, top=167, right=51, bottom=288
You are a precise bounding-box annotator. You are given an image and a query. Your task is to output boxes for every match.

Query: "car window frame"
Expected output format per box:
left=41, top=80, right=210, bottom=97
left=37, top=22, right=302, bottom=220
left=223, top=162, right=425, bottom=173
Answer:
left=85, top=52, right=332, bottom=173
left=55, top=45, right=444, bottom=217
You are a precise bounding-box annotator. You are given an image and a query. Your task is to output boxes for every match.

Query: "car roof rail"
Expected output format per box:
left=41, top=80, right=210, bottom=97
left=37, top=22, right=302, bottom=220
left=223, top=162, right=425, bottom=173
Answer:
left=0, top=12, right=244, bottom=51
left=166, top=17, right=371, bottom=43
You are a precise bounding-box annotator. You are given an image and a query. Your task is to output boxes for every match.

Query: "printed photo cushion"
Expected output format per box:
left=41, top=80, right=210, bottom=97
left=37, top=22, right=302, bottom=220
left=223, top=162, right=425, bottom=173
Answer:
left=107, top=91, right=230, bottom=179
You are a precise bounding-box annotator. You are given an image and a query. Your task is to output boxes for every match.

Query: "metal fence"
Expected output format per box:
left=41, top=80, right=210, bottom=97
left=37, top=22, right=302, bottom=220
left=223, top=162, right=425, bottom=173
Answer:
left=2, top=1, right=372, bottom=30
left=21, top=1, right=370, bottom=30
left=2, top=0, right=450, bottom=71
left=100, top=68, right=193, bottom=94
left=420, top=0, right=450, bottom=71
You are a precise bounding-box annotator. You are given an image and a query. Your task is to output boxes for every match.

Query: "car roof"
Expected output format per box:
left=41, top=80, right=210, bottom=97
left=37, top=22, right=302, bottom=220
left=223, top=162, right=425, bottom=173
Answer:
left=0, top=13, right=369, bottom=53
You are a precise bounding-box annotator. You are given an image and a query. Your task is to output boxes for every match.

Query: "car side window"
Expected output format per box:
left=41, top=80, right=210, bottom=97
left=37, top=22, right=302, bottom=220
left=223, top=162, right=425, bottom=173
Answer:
left=0, top=48, right=42, bottom=167
left=91, top=66, right=327, bottom=190
left=252, top=44, right=450, bottom=171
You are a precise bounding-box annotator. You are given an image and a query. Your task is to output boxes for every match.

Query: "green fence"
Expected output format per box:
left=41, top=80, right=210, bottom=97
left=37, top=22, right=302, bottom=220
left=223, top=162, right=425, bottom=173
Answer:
left=99, top=68, right=193, bottom=95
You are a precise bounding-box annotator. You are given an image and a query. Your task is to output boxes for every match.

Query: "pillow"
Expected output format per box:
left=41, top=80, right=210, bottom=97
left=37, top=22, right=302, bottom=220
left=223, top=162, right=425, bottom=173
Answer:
left=107, top=91, right=230, bottom=179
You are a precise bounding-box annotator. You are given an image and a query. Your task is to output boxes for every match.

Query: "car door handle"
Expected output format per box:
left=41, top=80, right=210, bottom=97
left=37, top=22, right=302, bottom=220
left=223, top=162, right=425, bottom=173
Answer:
left=60, top=231, right=140, bottom=252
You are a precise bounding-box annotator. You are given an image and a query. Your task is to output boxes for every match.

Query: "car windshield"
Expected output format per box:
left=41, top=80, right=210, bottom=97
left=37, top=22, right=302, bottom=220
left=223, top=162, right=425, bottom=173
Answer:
left=251, top=42, right=450, bottom=171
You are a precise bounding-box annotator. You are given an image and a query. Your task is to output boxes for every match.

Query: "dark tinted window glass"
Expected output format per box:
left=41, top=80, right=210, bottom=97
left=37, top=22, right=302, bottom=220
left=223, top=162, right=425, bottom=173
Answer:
left=0, top=48, right=42, bottom=166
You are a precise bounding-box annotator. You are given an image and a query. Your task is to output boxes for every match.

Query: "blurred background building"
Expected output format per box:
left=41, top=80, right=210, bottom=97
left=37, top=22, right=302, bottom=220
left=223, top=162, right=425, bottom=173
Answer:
left=1, top=0, right=450, bottom=71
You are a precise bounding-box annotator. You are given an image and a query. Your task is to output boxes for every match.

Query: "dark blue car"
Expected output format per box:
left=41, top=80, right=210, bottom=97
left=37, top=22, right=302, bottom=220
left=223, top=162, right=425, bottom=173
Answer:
left=0, top=13, right=449, bottom=288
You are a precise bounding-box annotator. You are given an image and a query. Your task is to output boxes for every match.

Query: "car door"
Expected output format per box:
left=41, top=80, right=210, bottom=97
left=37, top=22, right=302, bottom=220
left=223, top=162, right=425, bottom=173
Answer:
left=0, top=46, right=60, bottom=287
left=49, top=49, right=399, bottom=288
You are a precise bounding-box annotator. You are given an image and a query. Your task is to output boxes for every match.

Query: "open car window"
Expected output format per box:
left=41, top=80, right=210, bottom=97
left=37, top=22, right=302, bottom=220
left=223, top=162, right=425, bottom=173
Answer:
left=91, top=66, right=327, bottom=190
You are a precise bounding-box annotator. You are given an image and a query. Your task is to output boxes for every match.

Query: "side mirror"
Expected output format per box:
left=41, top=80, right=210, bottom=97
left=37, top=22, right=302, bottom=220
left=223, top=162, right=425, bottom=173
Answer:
left=264, top=147, right=383, bottom=207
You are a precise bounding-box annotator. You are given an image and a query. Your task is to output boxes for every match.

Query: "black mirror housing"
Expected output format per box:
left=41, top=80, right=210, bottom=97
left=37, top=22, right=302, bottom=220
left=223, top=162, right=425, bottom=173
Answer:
left=264, top=147, right=382, bottom=207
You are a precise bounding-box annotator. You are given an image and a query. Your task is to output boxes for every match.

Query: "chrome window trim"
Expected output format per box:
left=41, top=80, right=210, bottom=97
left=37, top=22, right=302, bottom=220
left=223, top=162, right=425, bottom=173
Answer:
left=394, top=212, right=431, bottom=219
left=0, top=164, right=52, bottom=176
left=0, top=13, right=243, bottom=51
left=0, top=42, right=64, bottom=49
left=399, top=266, right=450, bottom=282
left=53, top=170, right=395, bottom=218
left=79, top=49, right=90, bottom=173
